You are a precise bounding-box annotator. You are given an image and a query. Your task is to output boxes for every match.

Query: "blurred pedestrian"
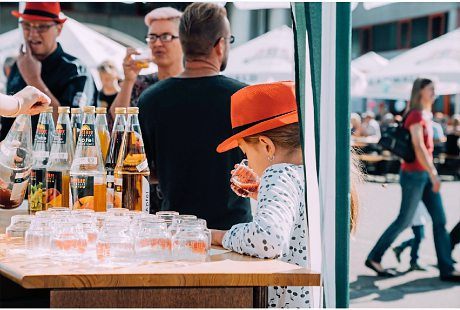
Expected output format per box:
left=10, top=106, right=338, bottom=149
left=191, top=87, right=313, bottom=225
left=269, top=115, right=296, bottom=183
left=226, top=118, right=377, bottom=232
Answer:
left=351, top=112, right=362, bottom=137
left=361, top=111, right=381, bottom=140
left=392, top=202, right=430, bottom=271
left=138, top=2, right=252, bottom=228
left=366, top=78, right=460, bottom=282
left=109, top=7, right=184, bottom=119
left=97, top=60, right=121, bottom=131
left=380, top=112, right=396, bottom=133
left=2, top=56, right=16, bottom=80
left=1, top=2, right=96, bottom=140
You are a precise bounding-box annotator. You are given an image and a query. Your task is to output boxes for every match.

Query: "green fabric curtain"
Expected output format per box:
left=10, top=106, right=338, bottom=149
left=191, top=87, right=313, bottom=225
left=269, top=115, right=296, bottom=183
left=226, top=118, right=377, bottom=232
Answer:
left=292, top=2, right=352, bottom=308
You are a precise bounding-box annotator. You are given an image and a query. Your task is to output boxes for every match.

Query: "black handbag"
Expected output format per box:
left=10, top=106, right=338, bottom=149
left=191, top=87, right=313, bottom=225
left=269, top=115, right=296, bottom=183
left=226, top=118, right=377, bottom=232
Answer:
left=378, top=111, right=416, bottom=163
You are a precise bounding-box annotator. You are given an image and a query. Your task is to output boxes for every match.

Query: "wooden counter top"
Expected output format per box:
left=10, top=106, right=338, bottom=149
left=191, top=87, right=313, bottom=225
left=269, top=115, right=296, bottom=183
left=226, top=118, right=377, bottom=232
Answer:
left=0, top=235, right=320, bottom=289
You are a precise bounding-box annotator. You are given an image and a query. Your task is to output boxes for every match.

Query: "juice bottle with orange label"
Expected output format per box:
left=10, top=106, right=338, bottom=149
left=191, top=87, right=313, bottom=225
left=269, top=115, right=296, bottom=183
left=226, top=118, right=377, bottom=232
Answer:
left=70, top=106, right=107, bottom=212
left=28, top=107, right=55, bottom=213
left=46, top=107, right=74, bottom=209
left=95, top=107, right=110, bottom=162
left=114, top=107, right=150, bottom=212
left=70, top=108, right=82, bottom=149
left=105, top=107, right=126, bottom=209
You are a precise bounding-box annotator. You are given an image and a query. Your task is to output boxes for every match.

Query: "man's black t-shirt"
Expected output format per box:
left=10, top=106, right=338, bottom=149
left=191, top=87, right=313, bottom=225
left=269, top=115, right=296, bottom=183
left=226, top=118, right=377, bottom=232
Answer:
left=1, top=43, right=97, bottom=140
left=138, top=75, right=252, bottom=230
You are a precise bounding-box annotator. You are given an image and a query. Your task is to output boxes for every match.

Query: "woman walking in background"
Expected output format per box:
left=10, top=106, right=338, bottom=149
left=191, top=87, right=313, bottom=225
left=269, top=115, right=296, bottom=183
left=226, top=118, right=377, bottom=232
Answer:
left=365, top=78, right=460, bottom=282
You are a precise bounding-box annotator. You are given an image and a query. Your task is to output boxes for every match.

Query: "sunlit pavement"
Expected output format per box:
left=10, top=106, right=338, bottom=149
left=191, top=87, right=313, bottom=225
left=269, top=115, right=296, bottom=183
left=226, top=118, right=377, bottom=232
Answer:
left=351, top=181, right=460, bottom=307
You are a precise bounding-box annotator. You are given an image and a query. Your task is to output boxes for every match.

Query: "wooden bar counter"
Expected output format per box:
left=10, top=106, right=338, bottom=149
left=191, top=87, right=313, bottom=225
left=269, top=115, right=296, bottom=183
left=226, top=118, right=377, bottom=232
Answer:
left=0, top=224, right=320, bottom=308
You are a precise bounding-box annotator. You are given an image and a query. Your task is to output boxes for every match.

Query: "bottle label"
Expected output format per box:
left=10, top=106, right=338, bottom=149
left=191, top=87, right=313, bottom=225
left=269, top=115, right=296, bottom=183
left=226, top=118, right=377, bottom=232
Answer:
left=78, top=124, right=96, bottom=147
left=55, top=124, right=67, bottom=144
left=142, top=176, right=150, bottom=213
left=106, top=172, right=115, bottom=209
left=49, top=152, right=68, bottom=160
left=11, top=171, right=30, bottom=203
left=70, top=175, right=95, bottom=210
left=136, top=160, right=148, bottom=172
left=35, top=123, right=49, bottom=145
left=29, top=168, right=46, bottom=211
left=114, top=177, right=122, bottom=208
left=34, top=150, right=49, bottom=158
left=74, top=157, right=97, bottom=165
left=46, top=171, right=63, bottom=208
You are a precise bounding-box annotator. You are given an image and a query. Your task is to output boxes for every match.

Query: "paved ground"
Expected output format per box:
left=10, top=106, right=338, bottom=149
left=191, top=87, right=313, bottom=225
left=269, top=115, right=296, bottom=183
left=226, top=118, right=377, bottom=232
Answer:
left=351, top=181, right=460, bottom=308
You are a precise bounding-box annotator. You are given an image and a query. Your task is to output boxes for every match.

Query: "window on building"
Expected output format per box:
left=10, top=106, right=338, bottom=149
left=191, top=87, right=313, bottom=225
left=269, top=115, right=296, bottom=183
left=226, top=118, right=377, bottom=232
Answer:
left=360, top=27, right=372, bottom=54
left=397, top=20, right=411, bottom=49
left=429, top=14, right=446, bottom=39
left=372, top=22, right=397, bottom=51
left=411, top=16, right=429, bottom=47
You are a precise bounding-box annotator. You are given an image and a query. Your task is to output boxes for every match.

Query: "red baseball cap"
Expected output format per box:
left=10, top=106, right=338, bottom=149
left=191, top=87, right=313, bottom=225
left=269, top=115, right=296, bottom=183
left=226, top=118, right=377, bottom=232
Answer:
left=12, top=2, right=67, bottom=24
left=217, top=81, right=299, bottom=153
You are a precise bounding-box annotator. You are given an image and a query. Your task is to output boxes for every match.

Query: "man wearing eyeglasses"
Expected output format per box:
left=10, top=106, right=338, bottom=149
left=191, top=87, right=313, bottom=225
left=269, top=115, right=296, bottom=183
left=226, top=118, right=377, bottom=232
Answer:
left=109, top=7, right=184, bottom=120
left=109, top=6, right=184, bottom=214
left=138, top=3, right=252, bottom=229
left=1, top=2, right=96, bottom=141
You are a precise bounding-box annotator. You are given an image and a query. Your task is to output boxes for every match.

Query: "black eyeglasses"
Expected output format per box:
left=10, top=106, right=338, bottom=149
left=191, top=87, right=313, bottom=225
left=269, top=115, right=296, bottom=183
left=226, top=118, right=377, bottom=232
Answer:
left=213, top=35, right=235, bottom=47
left=20, top=21, right=57, bottom=33
left=145, top=33, right=179, bottom=43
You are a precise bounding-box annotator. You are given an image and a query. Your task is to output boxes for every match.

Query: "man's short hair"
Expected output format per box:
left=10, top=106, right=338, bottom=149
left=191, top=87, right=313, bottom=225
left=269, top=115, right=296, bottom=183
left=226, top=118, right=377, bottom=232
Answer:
left=179, top=2, right=228, bottom=59
left=144, top=7, right=182, bottom=27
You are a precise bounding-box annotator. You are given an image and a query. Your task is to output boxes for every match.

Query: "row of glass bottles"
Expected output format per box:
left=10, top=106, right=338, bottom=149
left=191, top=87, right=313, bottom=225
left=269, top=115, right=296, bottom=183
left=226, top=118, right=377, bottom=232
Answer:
left=26, top=106, right=150, bottom=213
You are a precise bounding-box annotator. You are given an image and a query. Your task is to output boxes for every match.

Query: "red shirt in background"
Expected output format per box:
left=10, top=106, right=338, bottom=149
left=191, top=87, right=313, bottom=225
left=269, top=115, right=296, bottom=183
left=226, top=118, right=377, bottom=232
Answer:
left=401, top=110, right=434, bottom=172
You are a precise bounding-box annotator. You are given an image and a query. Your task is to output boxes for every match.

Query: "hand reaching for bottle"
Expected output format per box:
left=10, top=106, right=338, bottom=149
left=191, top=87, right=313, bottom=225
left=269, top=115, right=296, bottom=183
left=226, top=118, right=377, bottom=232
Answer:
left=12, top=86, right=51, bottom=116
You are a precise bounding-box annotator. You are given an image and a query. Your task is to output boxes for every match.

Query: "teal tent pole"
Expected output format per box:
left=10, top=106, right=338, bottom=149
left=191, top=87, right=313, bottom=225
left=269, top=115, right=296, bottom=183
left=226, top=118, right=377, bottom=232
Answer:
left=335, top=3, right=351, bottom=308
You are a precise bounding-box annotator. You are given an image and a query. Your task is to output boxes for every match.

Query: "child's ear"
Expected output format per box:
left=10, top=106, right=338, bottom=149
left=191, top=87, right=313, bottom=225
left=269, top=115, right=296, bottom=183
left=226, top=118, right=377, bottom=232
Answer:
left=259, top=136, right=276, bottom=157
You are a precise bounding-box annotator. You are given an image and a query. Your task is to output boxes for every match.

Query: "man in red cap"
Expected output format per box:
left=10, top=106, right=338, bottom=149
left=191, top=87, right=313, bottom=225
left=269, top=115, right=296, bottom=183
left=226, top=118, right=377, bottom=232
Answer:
left=1, top=2, right=96, bottom=140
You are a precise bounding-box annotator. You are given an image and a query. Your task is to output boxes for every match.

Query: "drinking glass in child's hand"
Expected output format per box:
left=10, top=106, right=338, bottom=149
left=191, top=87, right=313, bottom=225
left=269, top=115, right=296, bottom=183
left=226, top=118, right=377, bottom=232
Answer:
left=230, top=159, right=260, bottom=199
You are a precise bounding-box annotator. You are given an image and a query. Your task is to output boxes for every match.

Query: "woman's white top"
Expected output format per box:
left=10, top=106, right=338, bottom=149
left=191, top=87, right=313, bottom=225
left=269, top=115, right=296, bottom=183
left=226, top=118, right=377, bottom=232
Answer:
left=222, top=163, right=311, bottom=308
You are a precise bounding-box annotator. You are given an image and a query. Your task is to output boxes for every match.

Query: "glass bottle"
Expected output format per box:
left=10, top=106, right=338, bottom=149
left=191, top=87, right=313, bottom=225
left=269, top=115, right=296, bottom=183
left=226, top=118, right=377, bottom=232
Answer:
left=46, top=107, right=74, bottom=209
left=95, top=107, right=110, bottom=162
left=114, top=107, right=150, bottom=212
left=70, top=106, right=107, bottom=212
left=0, top=115, right=33, bottom=209
left=70, top=108, right=82, bottom=149
left=105, top=107, right=126, bottom=209
left=29, top=107, right=55, bottom=214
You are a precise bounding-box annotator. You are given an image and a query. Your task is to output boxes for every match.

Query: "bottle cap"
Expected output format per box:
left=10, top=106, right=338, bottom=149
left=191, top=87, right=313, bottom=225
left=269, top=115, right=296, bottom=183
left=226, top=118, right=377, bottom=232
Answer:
left=58, top=107, right=70, bottom=114
left=115, top=107, right=127, bottom=114
left=83, top=106, right=96, bottom=114
left=96, top=107, right=107, bottom=114
left=127, top=107, right=139, bottom=114
left=71, top=108, right=81, bottom=114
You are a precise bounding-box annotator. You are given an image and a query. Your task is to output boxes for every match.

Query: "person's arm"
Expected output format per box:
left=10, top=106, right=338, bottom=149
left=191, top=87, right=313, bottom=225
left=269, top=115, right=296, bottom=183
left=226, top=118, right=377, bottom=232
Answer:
left=220, top=166, right=299, bottom=259
left=0, top=86, right=50, bottom=117
left=16, top=44, right=62, bottom=120
left=410, top=123, right=441, bottom=192
left=109, top=48, right=141, bottom=119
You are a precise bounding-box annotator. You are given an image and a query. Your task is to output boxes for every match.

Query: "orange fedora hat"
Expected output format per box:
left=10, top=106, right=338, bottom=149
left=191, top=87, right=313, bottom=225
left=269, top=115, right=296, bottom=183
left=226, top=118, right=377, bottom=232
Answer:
left=12, top=2, right=67, bottom=23
left=217, top=81, right=298, bottom=153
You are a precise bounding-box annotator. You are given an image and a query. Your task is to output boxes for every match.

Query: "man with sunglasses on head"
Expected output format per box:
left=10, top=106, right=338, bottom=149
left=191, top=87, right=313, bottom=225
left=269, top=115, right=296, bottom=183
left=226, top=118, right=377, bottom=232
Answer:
left=109, top=7, right=184, bottom=119
left=2, top=2, right=96, bottom=140
left=138, top=3, right=251, bottom=229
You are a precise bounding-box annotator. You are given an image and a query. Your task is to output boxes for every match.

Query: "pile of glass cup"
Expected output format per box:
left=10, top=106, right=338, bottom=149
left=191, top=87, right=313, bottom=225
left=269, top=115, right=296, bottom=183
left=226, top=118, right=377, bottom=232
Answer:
left=5, top=208, right=211, bottom=264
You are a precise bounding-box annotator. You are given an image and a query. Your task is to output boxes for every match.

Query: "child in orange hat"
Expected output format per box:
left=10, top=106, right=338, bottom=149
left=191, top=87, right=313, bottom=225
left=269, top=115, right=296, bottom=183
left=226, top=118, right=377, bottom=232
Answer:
left=212, top=81, right=310, bottom=308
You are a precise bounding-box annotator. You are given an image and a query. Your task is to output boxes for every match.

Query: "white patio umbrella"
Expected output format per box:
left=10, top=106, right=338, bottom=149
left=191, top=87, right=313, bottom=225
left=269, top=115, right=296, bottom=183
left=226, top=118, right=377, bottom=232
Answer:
left=224, top=25, right=367, bottom=97
left=365, top=28, right=460, bottom=99
left=351, top=51, right=388, bottom=74
left=0, top=17, right=156, bottom=89
left=223, top=25, right=295, bottom=84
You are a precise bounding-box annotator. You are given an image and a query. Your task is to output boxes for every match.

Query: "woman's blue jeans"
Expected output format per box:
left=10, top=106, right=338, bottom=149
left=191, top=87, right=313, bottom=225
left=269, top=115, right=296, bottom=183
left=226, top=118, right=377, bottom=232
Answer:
left=396, top=225, right=425, bottom=265
left=367, top=171, right=454, bottom=276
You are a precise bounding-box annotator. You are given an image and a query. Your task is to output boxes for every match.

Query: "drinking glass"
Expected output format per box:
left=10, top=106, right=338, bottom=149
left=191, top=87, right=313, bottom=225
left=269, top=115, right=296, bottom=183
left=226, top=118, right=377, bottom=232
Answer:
left=134, top=217, right=170, bottom=262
